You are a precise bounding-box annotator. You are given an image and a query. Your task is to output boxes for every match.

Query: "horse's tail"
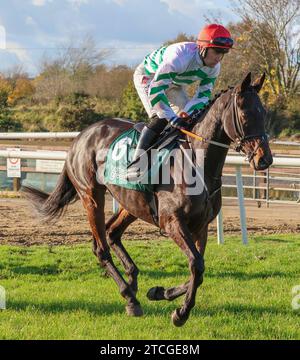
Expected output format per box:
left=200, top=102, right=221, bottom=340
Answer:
left=22, top=165, right=78, bottom=222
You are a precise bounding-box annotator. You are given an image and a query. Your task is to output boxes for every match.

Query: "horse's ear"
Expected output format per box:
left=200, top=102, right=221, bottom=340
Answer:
left=241, top=72, right=252, bottom=92
left=252, top=73, right=266, bottom=93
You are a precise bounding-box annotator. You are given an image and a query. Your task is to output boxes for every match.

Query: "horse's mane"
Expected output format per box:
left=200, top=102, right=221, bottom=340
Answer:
left=198, top=86, right=234, bottom=119
left=191, top=86, right=235, bottom=145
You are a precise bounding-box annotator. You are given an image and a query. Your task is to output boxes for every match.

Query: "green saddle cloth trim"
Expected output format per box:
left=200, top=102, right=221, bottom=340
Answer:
left=104, top=128, right=177, bottom=192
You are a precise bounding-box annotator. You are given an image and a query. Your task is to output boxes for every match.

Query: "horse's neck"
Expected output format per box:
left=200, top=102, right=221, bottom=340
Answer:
left=191, top=93, right=232, bottom=192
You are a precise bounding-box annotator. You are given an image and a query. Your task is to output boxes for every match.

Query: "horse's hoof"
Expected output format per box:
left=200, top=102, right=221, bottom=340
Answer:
left=171, top=308, right=188, bottom=327
left=146, top=287, right=165, bottom=301
left=126, top=304, right=143, bottom=317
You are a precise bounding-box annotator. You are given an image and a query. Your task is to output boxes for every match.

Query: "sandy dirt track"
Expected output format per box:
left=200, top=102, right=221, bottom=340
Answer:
left=0, top=196, right=299, bottom=246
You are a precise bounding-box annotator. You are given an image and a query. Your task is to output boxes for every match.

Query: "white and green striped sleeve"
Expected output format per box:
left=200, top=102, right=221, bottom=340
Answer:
left=183, top=65, right=220, bottom=114
left=148, top=47, right=184, bottom=120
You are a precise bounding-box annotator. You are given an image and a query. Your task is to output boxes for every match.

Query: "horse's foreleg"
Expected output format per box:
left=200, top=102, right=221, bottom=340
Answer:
left=164, top=216, right=205, bottom=327
left=106, top=208, right=139, bottom=295
left=194, top=225, right=208, bottom=257
left=85, top=189, right=143, bottom=317
left=147, top=226, right=208, bottom=302
left=147, top=281, right=190, bottom=301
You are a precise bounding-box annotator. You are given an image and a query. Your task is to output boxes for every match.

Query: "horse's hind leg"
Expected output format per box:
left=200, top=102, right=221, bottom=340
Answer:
left=106, top=208, right=139, bottom=295
left=85, top=187, right=143, bottom=317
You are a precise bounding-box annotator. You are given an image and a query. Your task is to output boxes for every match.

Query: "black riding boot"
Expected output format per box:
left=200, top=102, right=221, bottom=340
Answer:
left=126, top=126, right=158, bottom=181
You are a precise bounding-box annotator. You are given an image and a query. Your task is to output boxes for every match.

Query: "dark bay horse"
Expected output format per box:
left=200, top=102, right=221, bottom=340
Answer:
left=23, top=72, right=273, bottom=327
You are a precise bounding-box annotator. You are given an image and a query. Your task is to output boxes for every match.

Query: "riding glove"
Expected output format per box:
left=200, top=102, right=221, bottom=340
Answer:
left=169, top=116, right=189, bottom=130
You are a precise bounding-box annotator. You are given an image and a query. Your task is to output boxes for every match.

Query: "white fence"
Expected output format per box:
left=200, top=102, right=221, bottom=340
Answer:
left=0, top=132, right=79, bottom=139
left=0, top=150, right=67, bottom=160
left=1, top=149, right=300, bottom=166
left=1, top=132, right=299, bottom=245
left=1, top=132, right=299, bottom=146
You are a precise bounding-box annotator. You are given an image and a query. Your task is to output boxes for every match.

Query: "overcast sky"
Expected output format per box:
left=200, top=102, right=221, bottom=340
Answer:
left=0, top=0, right=240, bottom=76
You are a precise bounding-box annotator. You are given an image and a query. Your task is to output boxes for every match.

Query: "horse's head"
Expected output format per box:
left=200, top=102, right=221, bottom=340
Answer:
left=223, top=72, right=273, bottom=171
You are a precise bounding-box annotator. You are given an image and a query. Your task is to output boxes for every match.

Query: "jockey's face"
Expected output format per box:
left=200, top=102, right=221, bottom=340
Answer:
left=204, top=48, right=227, bottom=68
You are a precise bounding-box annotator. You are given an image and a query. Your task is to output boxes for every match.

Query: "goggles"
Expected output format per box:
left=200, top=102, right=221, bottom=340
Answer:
left=200, top=37, right=234, bottom=48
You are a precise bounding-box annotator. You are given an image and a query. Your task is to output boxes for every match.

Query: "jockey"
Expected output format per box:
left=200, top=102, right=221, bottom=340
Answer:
left=127, top=23, right=233, bottom=179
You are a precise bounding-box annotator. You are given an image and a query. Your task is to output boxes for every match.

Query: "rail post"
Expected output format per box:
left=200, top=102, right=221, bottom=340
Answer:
left=235, top=166, right=248, bottom=245
left=217, top=209, right=224, bottom=245
left=266, top=168, right=270, bottom=208
left=13, top=177, right=21, bottom=191
left=253, top=170, right=256, bottom=200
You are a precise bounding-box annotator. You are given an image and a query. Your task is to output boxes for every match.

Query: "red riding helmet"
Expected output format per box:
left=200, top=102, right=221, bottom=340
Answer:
left=197, top=24, right=233, bottom=50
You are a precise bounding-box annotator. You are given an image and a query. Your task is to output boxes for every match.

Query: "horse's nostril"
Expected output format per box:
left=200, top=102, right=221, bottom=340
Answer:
left=259, top=158, right=266, bottom=166
left=258, top=157, right=270, bottom=170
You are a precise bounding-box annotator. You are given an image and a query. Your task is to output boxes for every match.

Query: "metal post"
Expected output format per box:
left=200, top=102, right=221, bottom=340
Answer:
left=266, top=168, right=270, bottom=208
left=253, top=170, right=261, bottom=208
left=263, top=170, right=267, bottom=203
left=217, top=209, right=224, bottom=245
left=253, top=170, right=256, bottom=200
left=235, top=166, right=248, bottom=245
left=13, top=177, right=21, bottom=192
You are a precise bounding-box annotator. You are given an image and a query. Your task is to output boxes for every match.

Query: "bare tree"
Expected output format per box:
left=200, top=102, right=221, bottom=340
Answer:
left=40, top=34, right=111, bottom=74
left=234, top=0, right=300, bottom=100
left=35, top=34, right=113, bottom=102
left=34, top=64, right=74, bottom=103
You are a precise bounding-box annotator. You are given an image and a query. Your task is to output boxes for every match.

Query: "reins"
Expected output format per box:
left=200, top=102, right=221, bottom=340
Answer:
left=182, top=89, right=268, bottom=160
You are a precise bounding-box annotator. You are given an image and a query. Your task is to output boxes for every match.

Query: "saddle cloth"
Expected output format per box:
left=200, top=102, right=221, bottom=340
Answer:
left=104, top=124, right=180, bottom=192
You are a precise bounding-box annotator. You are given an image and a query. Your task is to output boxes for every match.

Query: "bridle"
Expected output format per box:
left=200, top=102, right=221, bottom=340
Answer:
left=177, top=87, right=269, bottom=199
left=225, top=90, right=268, bottom=162
left=186, top=89, right=268, bottom=162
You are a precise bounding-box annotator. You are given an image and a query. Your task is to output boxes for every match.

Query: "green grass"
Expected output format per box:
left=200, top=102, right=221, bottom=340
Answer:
left=0, top=234, right=299, bottom=340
